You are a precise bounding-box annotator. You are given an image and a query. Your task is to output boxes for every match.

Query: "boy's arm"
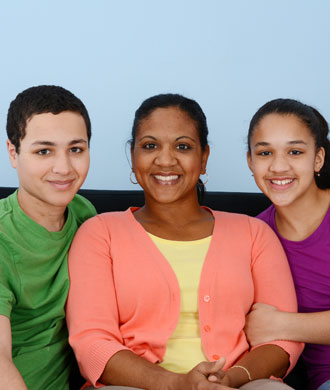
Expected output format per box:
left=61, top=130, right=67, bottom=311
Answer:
left=0, top=315, right=27, bottom=390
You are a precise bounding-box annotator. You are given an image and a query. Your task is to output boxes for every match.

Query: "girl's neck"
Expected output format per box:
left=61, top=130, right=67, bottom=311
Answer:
left=274, top=188, right=330, bottom=241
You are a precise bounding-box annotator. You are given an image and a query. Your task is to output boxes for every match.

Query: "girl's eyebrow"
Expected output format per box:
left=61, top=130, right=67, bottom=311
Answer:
left=253, top=141, right=270, bottom=148
left=254, top=140, right=307, bottom=148
left=287, top=140, right=307, bottom=145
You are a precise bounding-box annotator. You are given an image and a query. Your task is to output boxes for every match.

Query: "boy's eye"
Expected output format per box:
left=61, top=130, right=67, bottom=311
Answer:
left=143, top=143, right=157, bottom=149
left=177, top=144, right=190, bottom=150
left=70, top=147, right=82, bottom=153
left=37, top=149, right=50, bottom=155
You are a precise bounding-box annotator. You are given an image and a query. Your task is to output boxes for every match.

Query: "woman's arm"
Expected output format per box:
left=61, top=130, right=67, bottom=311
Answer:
left=245, top=218, right=304, bottom=372
left=245, top=303, right=330, bottom=346
left=220, top=344, right=289, bottom=388
left=100, top=350, right=235, bottom=390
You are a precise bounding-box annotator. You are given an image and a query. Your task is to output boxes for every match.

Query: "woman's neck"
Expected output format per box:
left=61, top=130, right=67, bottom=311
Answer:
left=133, top=196, right=214, bottom=241
left=274, top=188, right=330, bottom=241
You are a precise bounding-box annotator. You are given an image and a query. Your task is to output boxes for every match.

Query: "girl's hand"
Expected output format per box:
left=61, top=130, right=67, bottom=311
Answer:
left=245, top=303, right=283, bottom=346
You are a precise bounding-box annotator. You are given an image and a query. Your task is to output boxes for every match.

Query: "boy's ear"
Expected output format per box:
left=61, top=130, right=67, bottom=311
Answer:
left=7, top=140, right=18, bottom=169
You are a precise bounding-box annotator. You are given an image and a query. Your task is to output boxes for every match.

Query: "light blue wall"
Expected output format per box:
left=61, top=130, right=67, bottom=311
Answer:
left=1, top=0, right=329, bottom=192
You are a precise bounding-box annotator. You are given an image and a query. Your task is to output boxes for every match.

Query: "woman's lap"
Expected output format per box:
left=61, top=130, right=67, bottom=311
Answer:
left=84, top=387, right=141, bottom=389
left=240, top=379, right=294, bottom=389
left=85, top=379, right=294, bottom=389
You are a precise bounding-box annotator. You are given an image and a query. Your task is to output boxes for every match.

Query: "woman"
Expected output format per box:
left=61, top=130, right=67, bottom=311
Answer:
left=66, top=94, right=302, bottom=390
left=246, top=98, right=330, bottom=390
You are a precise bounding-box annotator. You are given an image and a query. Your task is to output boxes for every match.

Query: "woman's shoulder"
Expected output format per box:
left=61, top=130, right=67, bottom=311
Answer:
left=210, top=208, right=278, bottom=240
left=77, top=208, right=137, bottom=232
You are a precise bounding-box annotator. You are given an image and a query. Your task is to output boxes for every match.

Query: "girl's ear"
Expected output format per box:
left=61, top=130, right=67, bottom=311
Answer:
left=7, top=139, right=18, bottom=169
left=315, top=146, right=325, bottom=173
left=247, top=151, right=253, bottom=173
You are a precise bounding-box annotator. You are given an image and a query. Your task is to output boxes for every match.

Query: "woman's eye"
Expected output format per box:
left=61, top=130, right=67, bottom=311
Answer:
left=290, top=150, right=302, bottom=155
left=143, top=143, right=157, bottom=149
left=177, top=144, right=190, bottom=150
left=37, top=149, right=50, bottom=155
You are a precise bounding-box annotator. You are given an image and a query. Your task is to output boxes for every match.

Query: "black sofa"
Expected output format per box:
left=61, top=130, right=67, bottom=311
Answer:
left=0, top=187, right=306, bottom=389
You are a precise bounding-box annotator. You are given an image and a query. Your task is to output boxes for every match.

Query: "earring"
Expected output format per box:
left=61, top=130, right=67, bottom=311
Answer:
left=315, top=171, right=321, bottom=177
left=130, top=170, right=138, bottom=184
left=200, top=172, right=209, bottom=185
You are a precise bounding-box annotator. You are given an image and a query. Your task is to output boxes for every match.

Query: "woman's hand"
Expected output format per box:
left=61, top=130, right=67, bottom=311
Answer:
left=244, top=303, right=284, bottom=346
left=172, top=358, right=238, bottom=390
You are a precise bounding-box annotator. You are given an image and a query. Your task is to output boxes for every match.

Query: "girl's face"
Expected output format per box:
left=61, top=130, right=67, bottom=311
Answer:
left=131, top=106, right=209, bottom=205
left=247, top=113, right=325, bottom=208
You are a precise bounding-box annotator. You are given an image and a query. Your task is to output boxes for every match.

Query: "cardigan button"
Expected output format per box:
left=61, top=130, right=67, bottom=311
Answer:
left=212, top=354, right=220, bottom=360
left=203, top=295, right=211, bottom=303
left=204, top=325, right=211, bottom=332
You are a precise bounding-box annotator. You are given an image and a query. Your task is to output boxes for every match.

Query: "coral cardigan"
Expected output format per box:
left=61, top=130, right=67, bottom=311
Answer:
left=66, top=208, right=303, bottom=387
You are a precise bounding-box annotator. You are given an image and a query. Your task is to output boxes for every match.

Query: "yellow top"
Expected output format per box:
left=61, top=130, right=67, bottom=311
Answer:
left=148, top=233, right=211, bottom=373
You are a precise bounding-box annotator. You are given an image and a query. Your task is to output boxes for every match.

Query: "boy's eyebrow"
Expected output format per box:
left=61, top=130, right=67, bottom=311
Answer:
left=31, top=139, right=88, bottom=146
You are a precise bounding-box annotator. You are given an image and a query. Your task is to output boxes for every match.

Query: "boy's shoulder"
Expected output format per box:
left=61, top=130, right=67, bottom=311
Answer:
left=68, top=193, right=97, bottom=224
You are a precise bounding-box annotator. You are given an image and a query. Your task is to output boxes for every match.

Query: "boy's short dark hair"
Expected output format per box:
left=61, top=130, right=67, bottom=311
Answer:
left=6, top=85, right=91, bottom=152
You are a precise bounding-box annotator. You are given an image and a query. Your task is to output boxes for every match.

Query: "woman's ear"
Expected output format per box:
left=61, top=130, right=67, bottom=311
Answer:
left=7, top=139, right=18, bottom=169
left=201, top=145, right=210, bottom=174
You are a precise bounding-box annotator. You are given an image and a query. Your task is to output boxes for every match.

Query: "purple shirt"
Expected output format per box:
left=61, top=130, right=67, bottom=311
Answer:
left=258, top=205, right=330, bottom=390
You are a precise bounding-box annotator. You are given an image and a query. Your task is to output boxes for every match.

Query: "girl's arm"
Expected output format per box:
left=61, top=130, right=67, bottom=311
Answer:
left=245, top=303, right=330, bottom=346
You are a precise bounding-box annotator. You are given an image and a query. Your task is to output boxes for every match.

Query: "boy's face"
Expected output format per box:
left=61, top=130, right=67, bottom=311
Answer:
left=7, top=111, right=90, bottom=212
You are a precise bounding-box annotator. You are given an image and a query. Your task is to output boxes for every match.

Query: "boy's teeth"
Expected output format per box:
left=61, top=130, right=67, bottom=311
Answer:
left=271, top=179, right=293, bottom=185
left=154, top=175, right=179, bottom=181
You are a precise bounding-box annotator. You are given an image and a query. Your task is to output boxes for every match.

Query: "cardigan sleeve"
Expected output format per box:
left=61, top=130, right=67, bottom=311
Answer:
left=66, top=214, right=130, bottom=387
left=248, top=217, right=304, bottom=373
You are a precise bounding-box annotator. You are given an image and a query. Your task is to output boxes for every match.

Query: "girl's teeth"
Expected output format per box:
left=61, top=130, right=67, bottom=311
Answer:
left=271, top=179, right=293, bottom=185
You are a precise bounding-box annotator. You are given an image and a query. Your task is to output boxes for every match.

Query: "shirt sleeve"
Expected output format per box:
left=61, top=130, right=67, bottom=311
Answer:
left=248, top=217, right=304, bottom=374
left=0, top=243, right=17, bottom=318
left=66, top=215, right=130, bottom=387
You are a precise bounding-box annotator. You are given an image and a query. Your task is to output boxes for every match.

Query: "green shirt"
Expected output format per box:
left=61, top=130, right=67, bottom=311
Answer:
left=0, top=191, right=96, bottom=390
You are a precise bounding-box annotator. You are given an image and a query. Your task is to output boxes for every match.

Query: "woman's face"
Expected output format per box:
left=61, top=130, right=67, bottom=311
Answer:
left=131, top=106, right=209, bottom=205
left=247, top=113, right=325, bottom=208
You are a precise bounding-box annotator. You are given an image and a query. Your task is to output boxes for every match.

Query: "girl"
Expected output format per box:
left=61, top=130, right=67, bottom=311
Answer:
left=246, top=98, right=330, bottom=390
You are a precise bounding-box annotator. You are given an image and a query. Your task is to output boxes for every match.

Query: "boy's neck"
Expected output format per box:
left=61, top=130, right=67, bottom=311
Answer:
left=17, top=188, right=67, bottom=232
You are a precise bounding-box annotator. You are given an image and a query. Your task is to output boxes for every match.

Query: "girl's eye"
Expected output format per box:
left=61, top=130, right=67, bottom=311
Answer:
left=258, top=151, right=271, bottom=156
left=290, top=150, right=302, bottom=155
left=70, top=147, right=82, bottom=153
left=143, top=143, right=157, bottom=150
left=177, top=144, right=190, bottom=150
left=37, top=149, right=50, bottom=155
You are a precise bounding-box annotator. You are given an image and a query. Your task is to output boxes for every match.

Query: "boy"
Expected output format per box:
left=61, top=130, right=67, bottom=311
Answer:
left=0, top=85, right=96, bottom=389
